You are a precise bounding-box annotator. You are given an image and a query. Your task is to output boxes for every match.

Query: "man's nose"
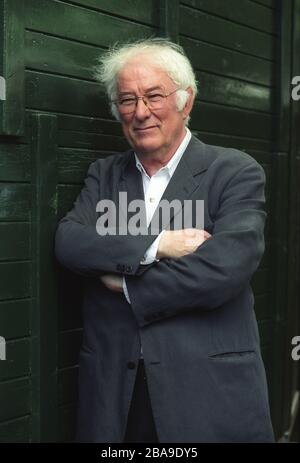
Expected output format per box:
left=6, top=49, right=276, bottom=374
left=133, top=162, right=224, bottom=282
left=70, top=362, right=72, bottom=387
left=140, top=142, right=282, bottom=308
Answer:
left=134, top=97, right=151, bottom=120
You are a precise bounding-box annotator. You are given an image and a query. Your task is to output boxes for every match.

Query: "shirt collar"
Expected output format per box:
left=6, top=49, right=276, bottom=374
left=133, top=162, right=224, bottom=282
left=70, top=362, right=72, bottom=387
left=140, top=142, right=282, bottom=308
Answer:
left=134, top=128, right=192, bottom=179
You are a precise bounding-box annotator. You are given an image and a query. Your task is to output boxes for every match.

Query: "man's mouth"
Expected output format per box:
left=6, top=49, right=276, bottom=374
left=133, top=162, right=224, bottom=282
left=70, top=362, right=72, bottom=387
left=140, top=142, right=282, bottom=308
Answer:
left=134, top=125, right=157, bottom=132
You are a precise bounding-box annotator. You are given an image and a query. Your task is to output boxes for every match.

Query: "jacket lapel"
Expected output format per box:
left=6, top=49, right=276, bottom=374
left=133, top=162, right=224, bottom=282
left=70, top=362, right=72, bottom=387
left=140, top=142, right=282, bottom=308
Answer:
left=118, top=152, right=147, bottom=234
left=118, top=135, right=209, bottom=236
left=147, top=135, right=209, bottom=233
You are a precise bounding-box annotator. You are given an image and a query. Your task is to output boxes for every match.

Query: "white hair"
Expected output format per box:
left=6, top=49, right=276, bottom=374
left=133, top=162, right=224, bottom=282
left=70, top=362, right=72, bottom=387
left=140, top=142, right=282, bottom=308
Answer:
left=93, top=38, right=198, bottom=126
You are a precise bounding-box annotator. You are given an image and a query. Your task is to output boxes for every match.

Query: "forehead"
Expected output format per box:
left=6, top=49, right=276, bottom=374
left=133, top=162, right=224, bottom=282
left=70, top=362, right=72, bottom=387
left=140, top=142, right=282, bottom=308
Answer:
left=117, top=58, right=174, bottom=93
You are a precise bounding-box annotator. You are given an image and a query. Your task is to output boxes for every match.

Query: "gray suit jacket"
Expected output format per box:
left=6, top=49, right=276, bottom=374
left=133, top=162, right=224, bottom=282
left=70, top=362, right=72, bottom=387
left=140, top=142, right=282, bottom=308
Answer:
left=55, top=135, right=275, bottom=442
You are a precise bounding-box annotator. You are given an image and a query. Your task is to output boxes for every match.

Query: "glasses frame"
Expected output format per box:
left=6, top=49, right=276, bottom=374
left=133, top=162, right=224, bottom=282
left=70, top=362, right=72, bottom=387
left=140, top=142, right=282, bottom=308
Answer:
left=112, top=88, right=180, bottom=114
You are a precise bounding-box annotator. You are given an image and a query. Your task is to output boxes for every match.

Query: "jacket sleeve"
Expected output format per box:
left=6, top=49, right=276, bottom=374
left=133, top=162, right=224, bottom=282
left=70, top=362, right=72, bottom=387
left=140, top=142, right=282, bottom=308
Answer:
left=54, top=160, right=157, bottom=277
left=125, top=160, right=267, bottom=327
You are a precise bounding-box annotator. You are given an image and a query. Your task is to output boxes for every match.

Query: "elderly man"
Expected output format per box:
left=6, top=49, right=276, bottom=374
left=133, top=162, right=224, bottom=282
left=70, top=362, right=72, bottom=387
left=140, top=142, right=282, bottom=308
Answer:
left=55, top=38, right=274, bottom=443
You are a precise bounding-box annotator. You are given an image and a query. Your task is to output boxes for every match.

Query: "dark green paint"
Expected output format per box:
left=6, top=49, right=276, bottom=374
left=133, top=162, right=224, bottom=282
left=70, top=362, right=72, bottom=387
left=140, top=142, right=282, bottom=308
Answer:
left=0, top=0, right=298, bottom=443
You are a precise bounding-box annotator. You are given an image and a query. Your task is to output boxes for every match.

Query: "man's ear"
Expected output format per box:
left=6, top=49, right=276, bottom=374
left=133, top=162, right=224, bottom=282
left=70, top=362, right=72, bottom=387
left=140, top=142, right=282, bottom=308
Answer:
left=182, top=87, right=194, bottom=120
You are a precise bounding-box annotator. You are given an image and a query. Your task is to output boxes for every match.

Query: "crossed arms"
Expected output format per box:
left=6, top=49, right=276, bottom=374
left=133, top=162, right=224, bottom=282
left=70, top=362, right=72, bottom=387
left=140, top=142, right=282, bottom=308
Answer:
left=55, top=156, right=266, bottom=327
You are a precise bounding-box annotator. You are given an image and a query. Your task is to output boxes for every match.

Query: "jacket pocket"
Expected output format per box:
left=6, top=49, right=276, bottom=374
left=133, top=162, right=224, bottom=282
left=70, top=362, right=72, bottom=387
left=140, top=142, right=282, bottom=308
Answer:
left=208, top=350, right=255, bottom=359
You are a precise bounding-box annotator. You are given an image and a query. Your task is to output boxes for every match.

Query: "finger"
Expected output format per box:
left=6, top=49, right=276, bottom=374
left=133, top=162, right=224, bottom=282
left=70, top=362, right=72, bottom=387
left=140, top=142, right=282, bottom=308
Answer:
left=183, top=228, right=197, bottom=236
left=195, top=229, right=211, bottom=239
left=186, top=238, right=204, bottom=247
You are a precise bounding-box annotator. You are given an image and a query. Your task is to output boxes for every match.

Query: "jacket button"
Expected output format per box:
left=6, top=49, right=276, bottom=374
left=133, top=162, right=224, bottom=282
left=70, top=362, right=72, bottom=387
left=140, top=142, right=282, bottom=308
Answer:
left=127, top=361, right=136, bottom=369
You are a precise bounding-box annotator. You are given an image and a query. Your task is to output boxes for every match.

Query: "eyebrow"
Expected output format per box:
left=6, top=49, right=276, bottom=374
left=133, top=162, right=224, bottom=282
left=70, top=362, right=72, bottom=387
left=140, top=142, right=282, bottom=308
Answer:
left=118, top=86, right=164, bottom=96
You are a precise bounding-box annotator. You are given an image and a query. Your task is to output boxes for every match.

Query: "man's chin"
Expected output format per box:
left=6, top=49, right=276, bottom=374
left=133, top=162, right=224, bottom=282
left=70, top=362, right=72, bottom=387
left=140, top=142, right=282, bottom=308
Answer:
left=132, top=141, right=161, bottom=156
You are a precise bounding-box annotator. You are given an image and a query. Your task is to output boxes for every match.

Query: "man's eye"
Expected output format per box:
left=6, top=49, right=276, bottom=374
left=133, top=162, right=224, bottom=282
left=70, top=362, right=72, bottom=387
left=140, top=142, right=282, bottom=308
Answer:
left=147, top=93, right=164, bottom=102
left=119, top=97, right=136, bottom=106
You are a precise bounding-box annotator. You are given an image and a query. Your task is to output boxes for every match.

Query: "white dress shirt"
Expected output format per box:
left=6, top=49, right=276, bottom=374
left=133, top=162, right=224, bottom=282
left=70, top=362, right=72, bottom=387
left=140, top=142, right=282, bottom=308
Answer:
left=123, top=128, right=192, bottom=358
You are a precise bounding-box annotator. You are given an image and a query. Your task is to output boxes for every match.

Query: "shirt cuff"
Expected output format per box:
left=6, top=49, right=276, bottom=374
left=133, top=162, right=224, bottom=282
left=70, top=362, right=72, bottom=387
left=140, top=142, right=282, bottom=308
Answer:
left=123, top=276, right=131, bottom=304
left=140, top=231, right=165, bottom=265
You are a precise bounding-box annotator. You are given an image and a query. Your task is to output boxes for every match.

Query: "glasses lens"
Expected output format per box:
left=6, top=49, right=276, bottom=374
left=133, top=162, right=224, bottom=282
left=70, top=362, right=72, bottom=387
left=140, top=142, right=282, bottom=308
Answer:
left=116, top=96, right=134, bottom=114
left=146, top=93, right=164, bottom=105
left=116, top=91, right=171, bottom=115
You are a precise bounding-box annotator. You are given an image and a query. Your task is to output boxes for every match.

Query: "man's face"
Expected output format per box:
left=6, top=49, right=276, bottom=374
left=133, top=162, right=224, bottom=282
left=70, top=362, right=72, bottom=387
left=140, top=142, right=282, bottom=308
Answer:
left=116, top=58, right=192, bottom=158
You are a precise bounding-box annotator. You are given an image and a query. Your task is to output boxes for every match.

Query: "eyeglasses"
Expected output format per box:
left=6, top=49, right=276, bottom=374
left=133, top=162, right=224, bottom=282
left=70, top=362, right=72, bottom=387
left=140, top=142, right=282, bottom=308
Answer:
left=112, top=88, right=180, bottom=115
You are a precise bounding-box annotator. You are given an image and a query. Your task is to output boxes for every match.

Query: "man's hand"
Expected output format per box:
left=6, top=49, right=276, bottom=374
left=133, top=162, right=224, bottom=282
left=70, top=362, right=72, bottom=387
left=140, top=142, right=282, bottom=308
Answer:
left=100, top=274, right=123, bottom=293
left=157, top=228, right=211, bottom=259
left=100, top=229, right=211, bottom=291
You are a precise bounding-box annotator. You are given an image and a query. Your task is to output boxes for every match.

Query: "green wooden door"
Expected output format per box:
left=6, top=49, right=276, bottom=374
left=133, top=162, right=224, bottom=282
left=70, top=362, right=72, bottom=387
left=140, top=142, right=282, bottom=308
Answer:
left=0, top=0, right=299, bottom=442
